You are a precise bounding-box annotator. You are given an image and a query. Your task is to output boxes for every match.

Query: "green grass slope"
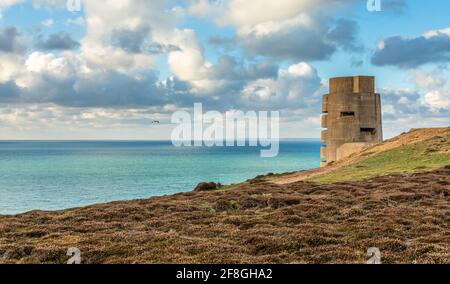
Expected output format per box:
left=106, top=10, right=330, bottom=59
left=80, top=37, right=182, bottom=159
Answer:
left=310, top=134, right=450, bottom=184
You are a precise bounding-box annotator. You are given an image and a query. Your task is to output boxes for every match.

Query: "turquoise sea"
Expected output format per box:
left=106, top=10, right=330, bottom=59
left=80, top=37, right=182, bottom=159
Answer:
left=0, top=141, right=321, bottom=215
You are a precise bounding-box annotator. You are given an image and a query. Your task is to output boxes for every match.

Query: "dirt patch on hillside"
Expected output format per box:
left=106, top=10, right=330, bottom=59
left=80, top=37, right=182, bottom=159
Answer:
left=0, top=166, right=448, bottom=264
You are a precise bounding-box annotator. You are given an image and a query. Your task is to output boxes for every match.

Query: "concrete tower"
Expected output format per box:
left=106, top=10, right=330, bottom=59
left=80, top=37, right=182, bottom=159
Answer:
left=321, top=76, right=383, bottom=166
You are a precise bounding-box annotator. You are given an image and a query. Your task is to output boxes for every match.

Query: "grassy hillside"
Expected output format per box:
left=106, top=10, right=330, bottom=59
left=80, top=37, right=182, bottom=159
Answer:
left=0, top=166, right=449, bottom=264
left=310, top=134, right=450, bottom=184
left=270, top=127, right=450, bottom=185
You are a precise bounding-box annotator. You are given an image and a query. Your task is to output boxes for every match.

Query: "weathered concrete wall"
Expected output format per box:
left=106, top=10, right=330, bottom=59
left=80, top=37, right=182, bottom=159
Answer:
left=321, top=76, right=383, bottom=166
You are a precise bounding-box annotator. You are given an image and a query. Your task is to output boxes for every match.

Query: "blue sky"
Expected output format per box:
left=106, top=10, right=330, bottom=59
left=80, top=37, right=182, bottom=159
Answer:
left=0, top=0, right=449, bottom=139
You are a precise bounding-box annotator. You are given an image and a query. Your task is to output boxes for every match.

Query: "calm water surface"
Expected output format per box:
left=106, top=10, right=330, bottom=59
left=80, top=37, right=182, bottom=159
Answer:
left=0, top=140, right=321, bottom=215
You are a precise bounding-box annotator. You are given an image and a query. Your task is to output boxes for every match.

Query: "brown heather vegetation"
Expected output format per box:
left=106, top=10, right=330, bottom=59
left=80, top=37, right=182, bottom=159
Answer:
left=0, top=128, right=449, bottom=264
left=0, top=165, right=449, bottom=264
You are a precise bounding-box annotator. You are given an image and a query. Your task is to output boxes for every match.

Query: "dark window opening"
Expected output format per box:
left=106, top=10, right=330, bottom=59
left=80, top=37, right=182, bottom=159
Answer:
left=361, top=128, right=376, bottom=135
left=341, top=111, right=355, bottom=117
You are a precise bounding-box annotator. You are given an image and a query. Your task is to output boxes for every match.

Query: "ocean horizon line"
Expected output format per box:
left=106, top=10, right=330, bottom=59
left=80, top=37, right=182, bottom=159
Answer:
left=0, top=138, right=321, bottom=142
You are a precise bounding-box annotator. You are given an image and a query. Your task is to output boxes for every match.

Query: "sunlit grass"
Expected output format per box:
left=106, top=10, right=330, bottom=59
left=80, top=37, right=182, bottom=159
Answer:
left=310, top=135, right=450, bottom=184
